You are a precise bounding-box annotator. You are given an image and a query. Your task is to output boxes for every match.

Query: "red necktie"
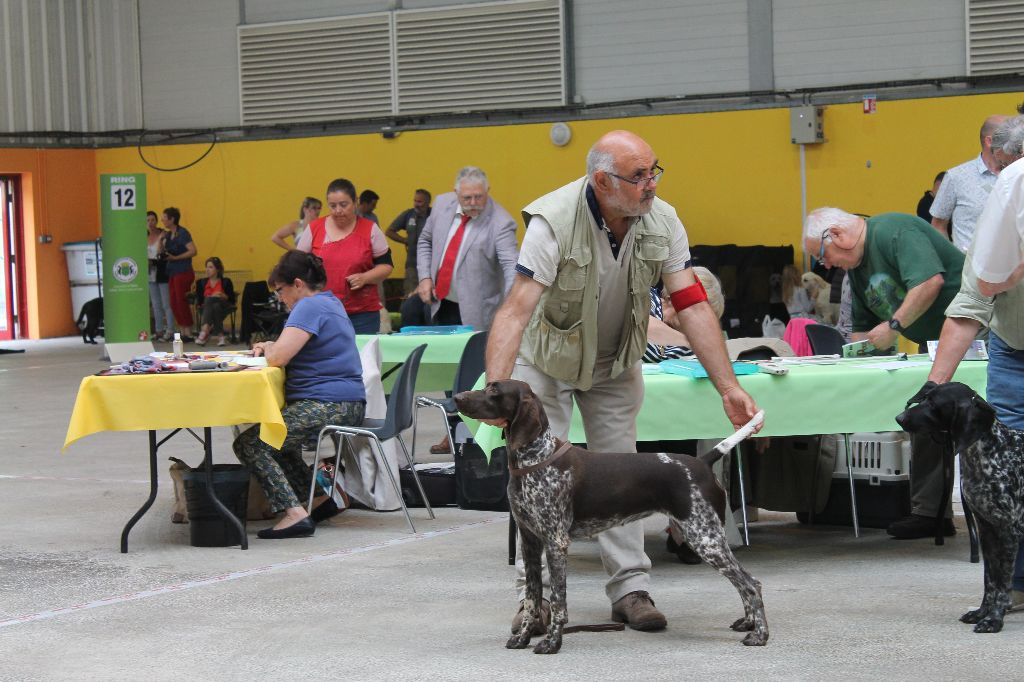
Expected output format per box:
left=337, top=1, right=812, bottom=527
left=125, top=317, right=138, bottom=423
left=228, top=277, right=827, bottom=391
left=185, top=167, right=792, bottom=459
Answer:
left=434, top=213, right=471, bottom=301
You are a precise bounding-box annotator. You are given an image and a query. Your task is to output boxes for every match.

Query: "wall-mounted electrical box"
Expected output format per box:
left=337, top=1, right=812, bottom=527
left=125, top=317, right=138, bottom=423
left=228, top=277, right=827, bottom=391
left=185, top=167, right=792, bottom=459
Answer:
left=790, top=106, right=824, bottom=144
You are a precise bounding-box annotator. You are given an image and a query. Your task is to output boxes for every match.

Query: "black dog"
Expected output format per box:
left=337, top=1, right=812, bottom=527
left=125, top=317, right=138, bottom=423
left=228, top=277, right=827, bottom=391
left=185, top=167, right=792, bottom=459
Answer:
left=896, top=382, right=1024, bottom=633
left=455, top=380, right=768, bottom=653
left=76, top=297, right=104, bottom=344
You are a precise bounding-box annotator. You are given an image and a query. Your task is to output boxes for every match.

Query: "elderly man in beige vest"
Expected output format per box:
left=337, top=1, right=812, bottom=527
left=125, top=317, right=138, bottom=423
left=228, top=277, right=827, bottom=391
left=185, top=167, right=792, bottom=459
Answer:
left=485, top=130, right=762, bottom=634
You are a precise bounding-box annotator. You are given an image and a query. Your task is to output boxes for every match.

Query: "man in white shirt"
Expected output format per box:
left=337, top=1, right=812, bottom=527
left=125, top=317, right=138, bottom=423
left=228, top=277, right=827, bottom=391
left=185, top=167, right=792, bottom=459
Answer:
left=930, top=115, right=1008, bottom=251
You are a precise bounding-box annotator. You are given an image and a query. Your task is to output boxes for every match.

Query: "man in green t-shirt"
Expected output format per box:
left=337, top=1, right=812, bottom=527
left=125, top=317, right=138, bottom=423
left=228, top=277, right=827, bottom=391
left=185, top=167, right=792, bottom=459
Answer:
left=803, top=208, right=965, bottom=540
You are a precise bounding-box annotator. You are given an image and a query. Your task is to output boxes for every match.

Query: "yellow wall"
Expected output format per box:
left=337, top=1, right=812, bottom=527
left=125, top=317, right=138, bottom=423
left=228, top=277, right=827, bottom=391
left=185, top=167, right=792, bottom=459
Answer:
left=5, top=89, right=1023, bottom=337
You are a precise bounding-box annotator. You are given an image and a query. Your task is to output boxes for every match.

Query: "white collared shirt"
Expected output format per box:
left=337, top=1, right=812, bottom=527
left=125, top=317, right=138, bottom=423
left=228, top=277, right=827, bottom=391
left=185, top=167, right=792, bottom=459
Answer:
left=971, top=158, right=1024, bottom=284
left=931, top=154, right=999, bottom=251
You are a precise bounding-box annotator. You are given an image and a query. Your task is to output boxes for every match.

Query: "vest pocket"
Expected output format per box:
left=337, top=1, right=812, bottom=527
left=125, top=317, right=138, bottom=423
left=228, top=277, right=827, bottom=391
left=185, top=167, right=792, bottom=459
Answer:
left=535, top=316, right=583, bottom=384
left=556, top=251, right=589, bottom=294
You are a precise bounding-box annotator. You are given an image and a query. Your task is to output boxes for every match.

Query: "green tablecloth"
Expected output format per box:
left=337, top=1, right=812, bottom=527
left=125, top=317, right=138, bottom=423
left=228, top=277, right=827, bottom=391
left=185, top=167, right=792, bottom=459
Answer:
left=470, top=357, right=989, bottom=454
left=356, top=332, right=473, bottom=393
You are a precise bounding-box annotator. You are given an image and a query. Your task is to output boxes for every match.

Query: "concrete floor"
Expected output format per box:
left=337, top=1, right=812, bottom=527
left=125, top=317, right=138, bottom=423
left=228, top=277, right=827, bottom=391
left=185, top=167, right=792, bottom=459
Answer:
left=0, top=337, right=1019, bottom=681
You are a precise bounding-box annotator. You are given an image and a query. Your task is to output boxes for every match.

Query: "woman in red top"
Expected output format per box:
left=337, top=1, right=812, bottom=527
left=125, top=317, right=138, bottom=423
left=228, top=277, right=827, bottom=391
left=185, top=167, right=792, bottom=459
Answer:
left=196, top=257, right=236, bottom=346
left=296, top=178, right=393, bottom=333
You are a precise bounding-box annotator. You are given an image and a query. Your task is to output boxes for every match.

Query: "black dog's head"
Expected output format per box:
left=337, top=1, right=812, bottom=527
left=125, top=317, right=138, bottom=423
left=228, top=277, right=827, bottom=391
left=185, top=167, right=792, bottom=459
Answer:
left=455, top=380, right=550, bottom=453
left=895, top=381, right=996, bottom=452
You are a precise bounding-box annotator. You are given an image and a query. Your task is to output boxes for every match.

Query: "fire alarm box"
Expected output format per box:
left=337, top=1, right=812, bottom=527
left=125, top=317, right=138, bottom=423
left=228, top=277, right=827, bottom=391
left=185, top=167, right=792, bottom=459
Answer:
left=790, top=106, right=824, bottom=144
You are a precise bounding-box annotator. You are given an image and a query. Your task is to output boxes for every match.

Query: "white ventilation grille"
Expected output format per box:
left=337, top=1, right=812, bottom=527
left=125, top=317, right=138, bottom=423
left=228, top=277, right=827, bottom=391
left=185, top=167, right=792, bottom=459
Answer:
left=238, top=14, right=394, bottom=125
left=395, top=0, right=564, bottom=114
left=238, top=0, right=564, bottom=125
left=967, top=0, right=1024, bottom=76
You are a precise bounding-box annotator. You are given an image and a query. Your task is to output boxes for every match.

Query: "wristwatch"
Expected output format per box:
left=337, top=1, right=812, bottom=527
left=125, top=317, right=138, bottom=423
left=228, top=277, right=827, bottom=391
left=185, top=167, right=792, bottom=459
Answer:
left=888, top=318, right=905, bottom=333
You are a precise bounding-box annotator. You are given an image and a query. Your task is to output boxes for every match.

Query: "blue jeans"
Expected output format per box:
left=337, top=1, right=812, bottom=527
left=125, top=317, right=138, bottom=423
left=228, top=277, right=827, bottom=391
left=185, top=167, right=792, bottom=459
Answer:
left=148, top=281, right=174, bottom=334
left=348, top=310, right=380, bottom=335
left=985, top=333, right=1024, bottom=591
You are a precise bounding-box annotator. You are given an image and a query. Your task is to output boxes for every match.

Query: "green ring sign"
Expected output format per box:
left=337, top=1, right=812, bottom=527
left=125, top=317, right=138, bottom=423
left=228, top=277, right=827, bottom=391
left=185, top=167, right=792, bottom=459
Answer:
left=100, top=174, right=150, bottom=342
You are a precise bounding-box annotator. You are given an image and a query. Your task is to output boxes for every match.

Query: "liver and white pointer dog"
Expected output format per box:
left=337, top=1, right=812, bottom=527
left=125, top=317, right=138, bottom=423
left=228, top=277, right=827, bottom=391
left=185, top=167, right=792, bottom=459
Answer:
left=455, top=379, right=768, bottom=653
left=896, top=381, right=1024, bottom=633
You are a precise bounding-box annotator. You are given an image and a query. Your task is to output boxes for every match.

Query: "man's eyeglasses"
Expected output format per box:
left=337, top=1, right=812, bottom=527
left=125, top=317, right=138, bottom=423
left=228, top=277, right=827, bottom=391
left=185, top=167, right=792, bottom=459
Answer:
left=817, top=228, right=834, bottom=264
left=608, top=165, right=665, bottom=188
left=273, top=285, right=285, bottom=297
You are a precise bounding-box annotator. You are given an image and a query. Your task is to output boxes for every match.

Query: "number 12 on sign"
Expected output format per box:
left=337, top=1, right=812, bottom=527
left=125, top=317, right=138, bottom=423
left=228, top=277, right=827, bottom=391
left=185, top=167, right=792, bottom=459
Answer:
left=111, top=185, right=136, bottom=210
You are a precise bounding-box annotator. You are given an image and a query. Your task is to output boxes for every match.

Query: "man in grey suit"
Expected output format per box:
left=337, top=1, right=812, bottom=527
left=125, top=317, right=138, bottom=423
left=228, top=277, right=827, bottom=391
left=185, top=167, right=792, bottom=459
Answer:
left=416, top=166, right=518, bottom=330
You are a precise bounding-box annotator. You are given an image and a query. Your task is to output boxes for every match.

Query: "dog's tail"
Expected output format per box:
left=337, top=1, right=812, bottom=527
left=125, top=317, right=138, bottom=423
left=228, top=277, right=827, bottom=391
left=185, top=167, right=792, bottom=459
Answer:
left=76, top=304, right=87, bottom=329
left=698, top=410, right=765, bottom=466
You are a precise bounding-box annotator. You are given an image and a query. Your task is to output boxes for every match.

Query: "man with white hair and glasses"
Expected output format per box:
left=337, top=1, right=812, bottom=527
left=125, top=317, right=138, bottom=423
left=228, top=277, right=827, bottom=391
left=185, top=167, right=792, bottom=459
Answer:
left=485, top=130, right=761, bottom=634
left=803, top=207, right=964, bottom=540
left=416, top=166, right=518, bottom=330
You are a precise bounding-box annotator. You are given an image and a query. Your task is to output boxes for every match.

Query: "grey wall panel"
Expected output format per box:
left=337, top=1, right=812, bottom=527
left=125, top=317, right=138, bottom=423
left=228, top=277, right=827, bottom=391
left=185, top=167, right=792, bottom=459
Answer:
left=139, top=0, right=241, bottom=129
left=243, top=0, right=392, bottom=23
left=0, top=0, right=140, bottom=134
left=241, top=0, right=490, bottom=24
left=573, top=0, right=750, bottom=104
left=773, top=0, right=966, bottom=89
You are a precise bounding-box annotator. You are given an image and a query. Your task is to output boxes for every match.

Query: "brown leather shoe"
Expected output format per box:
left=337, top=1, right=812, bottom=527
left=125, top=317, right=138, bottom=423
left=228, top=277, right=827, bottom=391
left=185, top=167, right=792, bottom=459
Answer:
left=429, top=436, right=451, bottom=455
left=510, top=598, right=550, bottom=635
left=611, top=591, right=667, bottom=631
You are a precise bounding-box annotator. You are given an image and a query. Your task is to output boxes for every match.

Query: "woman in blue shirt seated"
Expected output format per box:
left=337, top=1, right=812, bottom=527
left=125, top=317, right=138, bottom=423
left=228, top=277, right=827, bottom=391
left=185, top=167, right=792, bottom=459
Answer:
left=233, top=250, right=366, bottom=539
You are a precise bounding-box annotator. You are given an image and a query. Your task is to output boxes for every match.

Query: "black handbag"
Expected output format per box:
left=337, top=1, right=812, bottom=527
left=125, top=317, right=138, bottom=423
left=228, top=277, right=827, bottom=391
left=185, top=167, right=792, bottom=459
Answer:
left=454, top=442, right=509, bottom=511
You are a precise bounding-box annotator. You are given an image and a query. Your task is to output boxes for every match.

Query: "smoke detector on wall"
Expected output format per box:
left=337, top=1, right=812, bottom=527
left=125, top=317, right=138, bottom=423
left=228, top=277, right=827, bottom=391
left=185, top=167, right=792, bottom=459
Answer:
left=549, top=122, right=572, bottom=147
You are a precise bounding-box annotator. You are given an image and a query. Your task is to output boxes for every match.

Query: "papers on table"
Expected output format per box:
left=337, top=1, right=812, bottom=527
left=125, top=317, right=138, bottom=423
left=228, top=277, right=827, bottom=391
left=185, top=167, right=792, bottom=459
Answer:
left=850, top=360, right=933, bottom=371
left=926, top=339, right=988, bottom=361
left=229, top=356, right=267, bottom=367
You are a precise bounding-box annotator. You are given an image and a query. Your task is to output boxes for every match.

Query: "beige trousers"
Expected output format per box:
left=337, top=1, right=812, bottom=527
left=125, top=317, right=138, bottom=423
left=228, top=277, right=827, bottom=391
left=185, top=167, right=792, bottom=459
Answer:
left=511, top=358, right=650, bottom=604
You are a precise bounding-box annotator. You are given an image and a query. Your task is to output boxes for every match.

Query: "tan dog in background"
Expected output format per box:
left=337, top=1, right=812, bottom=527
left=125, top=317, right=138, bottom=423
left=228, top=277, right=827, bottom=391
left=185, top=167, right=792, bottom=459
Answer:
left=801, top=272, right=837, bottom=324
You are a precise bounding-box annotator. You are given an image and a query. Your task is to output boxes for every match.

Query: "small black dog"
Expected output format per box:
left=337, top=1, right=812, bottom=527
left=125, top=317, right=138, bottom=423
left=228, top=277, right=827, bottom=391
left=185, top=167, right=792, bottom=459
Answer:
left=76, top=297, right=104, bottom=344
left=896, top=382, right=1024, bottom=633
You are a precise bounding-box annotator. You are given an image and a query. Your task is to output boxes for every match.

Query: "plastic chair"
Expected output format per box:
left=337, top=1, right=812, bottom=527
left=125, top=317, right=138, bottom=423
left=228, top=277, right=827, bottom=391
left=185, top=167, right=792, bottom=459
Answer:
left=307, top=344, right=434, bottom=533
left=413, top=331, right=489, bottom=459
left=804, top=323, right=845, bottom=356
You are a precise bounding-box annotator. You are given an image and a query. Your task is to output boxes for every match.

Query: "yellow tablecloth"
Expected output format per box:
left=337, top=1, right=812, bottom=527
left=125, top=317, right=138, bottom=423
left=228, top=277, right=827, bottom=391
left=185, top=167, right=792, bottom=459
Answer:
left=63, top=367, right=287, bottom=450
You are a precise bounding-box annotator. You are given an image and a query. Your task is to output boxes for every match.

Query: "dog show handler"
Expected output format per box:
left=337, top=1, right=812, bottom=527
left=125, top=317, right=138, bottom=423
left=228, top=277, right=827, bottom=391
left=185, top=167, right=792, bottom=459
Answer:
left=967, top=150, right=1024, bottom=610
left=484, top=130, right=762, bottom=634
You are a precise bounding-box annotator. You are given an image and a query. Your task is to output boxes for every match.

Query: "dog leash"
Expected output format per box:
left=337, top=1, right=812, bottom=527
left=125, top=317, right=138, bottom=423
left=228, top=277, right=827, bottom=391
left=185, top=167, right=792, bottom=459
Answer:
left=562, top=623, right=625, bottom=633
left=508, top=440, right=573, bottom=477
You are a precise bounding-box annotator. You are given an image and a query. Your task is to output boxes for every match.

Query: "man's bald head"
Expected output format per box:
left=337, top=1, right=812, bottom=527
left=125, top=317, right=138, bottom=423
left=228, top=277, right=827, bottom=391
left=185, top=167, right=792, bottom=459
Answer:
left=586, top=130, right=654, bottom=182
left=981, top=115, right=1009, bottom=147
left=586, top=130, right=660, bottom=219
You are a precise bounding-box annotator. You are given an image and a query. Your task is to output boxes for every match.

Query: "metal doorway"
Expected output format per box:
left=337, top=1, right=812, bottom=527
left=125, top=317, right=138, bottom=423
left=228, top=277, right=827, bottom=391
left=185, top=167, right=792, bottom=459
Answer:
left=0, top=176, right=26, bottom=340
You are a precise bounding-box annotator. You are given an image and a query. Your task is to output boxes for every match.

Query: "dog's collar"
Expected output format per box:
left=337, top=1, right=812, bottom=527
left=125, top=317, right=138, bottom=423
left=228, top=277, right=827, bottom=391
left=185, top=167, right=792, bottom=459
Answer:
left=509, top=439, right=573, bottom=477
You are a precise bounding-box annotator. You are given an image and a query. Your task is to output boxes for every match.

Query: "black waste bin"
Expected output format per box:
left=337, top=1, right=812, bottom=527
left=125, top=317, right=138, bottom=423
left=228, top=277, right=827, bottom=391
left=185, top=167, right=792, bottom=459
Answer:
left=182, top=464, right=251, bottom=547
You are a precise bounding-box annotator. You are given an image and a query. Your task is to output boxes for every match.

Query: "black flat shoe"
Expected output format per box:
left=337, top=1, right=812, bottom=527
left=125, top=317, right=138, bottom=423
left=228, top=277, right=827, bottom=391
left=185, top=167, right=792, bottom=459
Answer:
left=257, top=517, right=315, bottom=539
left=311, top=498, right=341, bottom=524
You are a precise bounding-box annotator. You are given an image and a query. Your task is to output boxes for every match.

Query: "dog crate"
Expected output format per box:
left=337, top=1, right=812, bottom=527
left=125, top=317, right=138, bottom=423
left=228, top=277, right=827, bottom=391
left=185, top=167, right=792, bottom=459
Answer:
left=804, top=432, right=912, bottom=528
left=829, top=432, right=911, bottom=484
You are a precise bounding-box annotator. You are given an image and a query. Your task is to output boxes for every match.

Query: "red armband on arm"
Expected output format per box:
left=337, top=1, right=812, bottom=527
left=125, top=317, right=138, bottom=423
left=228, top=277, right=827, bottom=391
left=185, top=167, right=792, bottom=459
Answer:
left=669, top=278, right=708, bottom=312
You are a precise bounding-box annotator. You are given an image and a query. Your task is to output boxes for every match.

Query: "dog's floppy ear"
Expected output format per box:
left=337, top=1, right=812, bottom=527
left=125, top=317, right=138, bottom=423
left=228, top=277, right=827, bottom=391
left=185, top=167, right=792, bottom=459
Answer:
left=906, top=380, right=938, bottom=409
left=506, top=382, right=549, bottom=454
left=953, top=391, right=996, bottom=452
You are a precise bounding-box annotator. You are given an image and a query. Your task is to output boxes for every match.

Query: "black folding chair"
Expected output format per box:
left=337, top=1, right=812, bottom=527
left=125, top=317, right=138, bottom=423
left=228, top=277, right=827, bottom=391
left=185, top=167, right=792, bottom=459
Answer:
left=805, top=324, right=845, bottom=355
left=413, top=331, right=489, bottom=460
